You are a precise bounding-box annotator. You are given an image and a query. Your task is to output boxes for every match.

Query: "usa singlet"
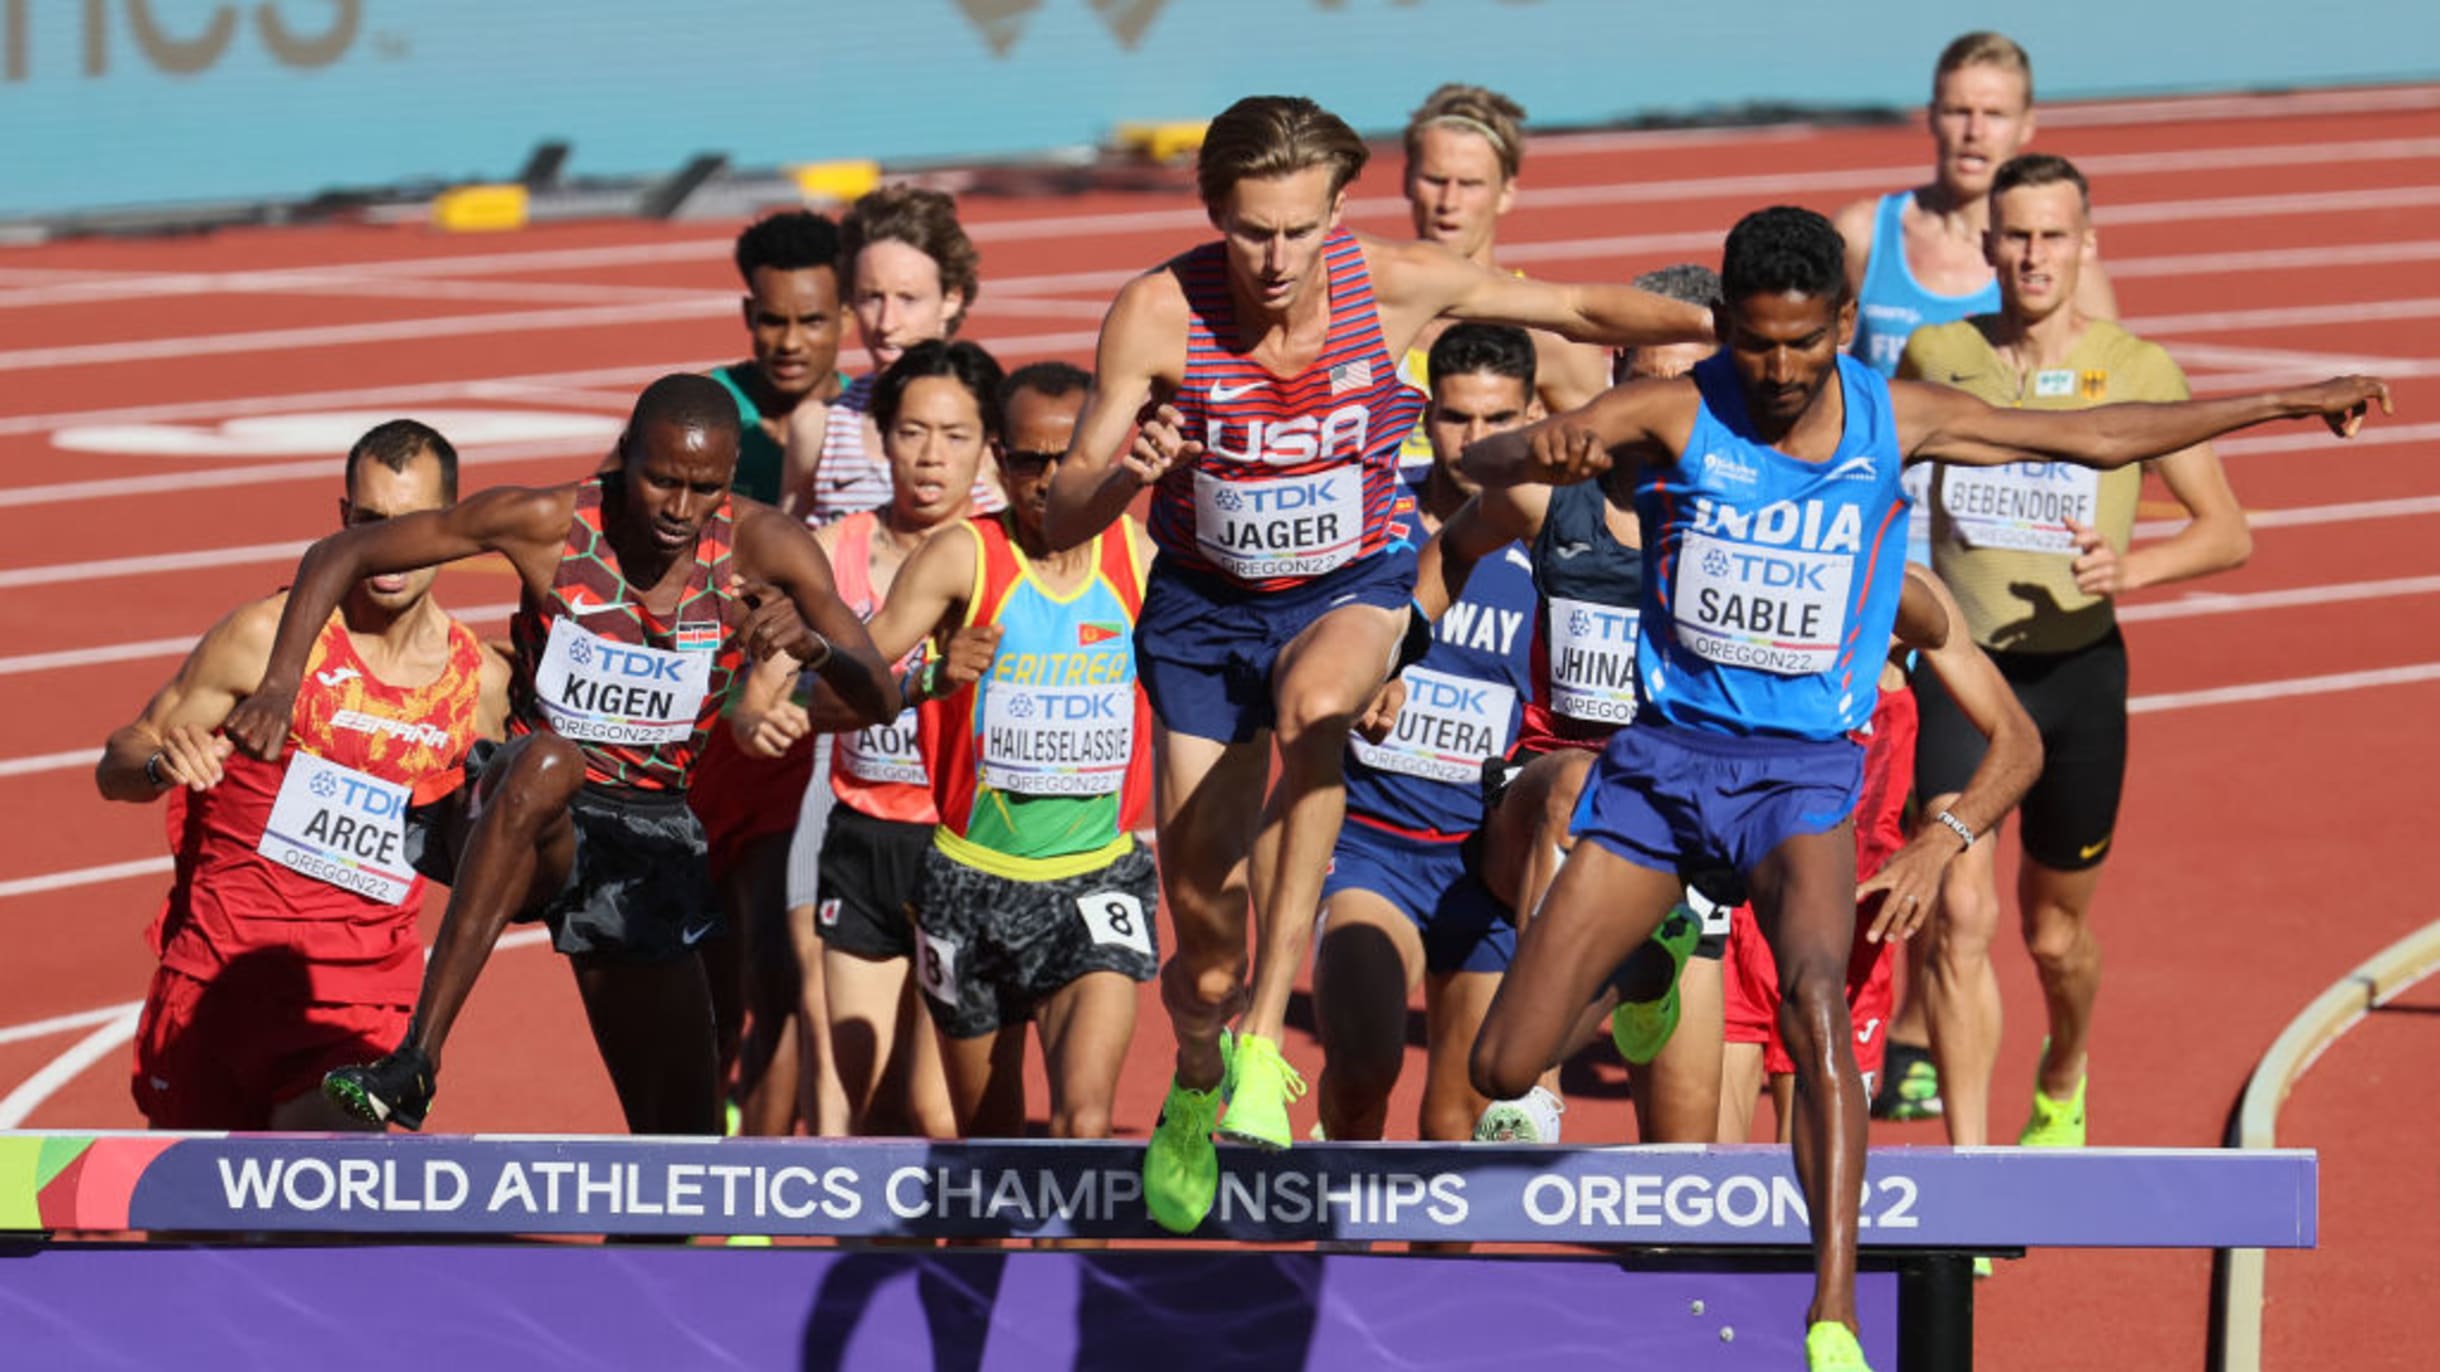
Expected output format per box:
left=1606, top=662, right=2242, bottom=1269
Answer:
left=924, top=515, right=1152, bottom=879
left=156, top=613, right=485, bottom=1004
left=1634, top=353, right=1911, bottom=740
left=1150, top=228, right=1424, bottom=590
left=509, top=477, right=743, bottom=792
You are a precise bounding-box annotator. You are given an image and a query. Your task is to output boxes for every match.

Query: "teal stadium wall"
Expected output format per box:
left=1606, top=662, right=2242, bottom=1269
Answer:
left=3, top=0, right=2433, bottom=217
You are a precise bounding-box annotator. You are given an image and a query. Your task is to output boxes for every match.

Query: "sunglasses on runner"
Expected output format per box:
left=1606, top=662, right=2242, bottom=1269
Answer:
left=1001, top=449, right=1064, bottom=473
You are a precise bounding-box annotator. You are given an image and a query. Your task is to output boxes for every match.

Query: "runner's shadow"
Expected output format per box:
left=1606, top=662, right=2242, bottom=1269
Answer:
left=800, top=1249, right=1007, bottom=1372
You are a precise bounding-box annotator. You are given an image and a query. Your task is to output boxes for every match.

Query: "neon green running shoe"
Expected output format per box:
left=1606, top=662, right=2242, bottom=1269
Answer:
left=724, top=1098, right=743, bottom=1138
left=1610, top=908, right=1700, bottom=1065
left=1805, top=1321, right=1873, bottom=1371
left=1871, top=1043, right=1943, bottom=1122
left=1144, top=1032, right=1233, bottom=1235
left=2019, top=1072, right=2088, bottom=1148
left=1216, top=1033, right=1306, bottom=1151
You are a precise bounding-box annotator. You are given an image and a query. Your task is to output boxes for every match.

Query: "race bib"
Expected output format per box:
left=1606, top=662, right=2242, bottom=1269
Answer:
left=531, top=616, right=714, bottom=745
left=1547, top=596, right=1640, bottom=723
left=1672, top=528, right=1853, bottom=676
left=917, top=930, right=960, bottom=1006
left=1681, top=884, right=1732, bottom=940
left=1940, top=462, right=2100, bottom=555
left=838, top=709, right=927, bottom=786
left=256, top=751, right=415, bottom=904
left=1193, top=468, right=1363, bottom=579
left=1076, top=890, right=1154, bottom=958
left=1350, top=665, right=1515, bottom=785
left=980, top=682, right=1131, bottom=796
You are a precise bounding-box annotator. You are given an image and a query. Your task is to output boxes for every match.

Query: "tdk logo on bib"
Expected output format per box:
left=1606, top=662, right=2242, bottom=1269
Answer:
left=258, top=752, right=416, bottom=904
left=1212, top=479, right=1343, bottom=514
left=1203, top=404, right=1369, bottom=465
left=1673, top=497, right=1863, bottom=676
left=568, top=638, right=689, bottom=682
left=1006, top=690, right=1121, bottom=721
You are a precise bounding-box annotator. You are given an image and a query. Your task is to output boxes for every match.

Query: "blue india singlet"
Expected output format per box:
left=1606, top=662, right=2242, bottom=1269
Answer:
left=1345, top=492, right=1537, bottom=836
left=1633, top=353, right=1910, bottom=740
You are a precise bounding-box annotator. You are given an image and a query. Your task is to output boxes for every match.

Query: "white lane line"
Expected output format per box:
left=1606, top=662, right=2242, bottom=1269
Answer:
left=0, top=602, right=518, bottom=676
left=0, top=1008, right=141, bottom=1128
left=0, top=749, right=96, bottom=778
left=2129, top=661, right=2440, bottom=714
left=0, top=1001, right=139, bottom=1047
left=2118, top=574, right=2440, bottom=623
left=0, top=540, right=308, bottom=590
left=0, top=272, right=712, bottom=312
left=2132, top=296, right=2440, bottom=336
left=0, top=361, right=709, bottom=438
left=0, top=856, right=173, bottom=898
left=2218, top=420, right=2440, bottom=458
left=2136, top=495, right=2440, bottom=540
left=2108, top=239, right=2440, bottom=280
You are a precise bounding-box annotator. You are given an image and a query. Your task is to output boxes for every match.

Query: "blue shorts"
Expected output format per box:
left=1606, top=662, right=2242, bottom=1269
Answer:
left=1136, top=549, right=1418, bottom=745
left=1571, top=722, right=1864, bottom=901
left=1321, top=816, right=1514, bottom=975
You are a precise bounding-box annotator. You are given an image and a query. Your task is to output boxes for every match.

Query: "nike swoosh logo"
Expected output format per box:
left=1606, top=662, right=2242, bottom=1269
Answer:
left=1948, top=372, right=1977, bottom=383
left=1209, top=380, right=1265, bottom=402
left=2079, top=836, right=2112, bottom=861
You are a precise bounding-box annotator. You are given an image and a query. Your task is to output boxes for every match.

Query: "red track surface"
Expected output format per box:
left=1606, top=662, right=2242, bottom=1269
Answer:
left=2, top=85, right=2435, bottom=1370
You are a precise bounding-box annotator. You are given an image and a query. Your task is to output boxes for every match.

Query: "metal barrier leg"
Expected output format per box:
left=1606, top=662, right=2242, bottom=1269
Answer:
left=1896, top=1252, right=1975, bottom=1372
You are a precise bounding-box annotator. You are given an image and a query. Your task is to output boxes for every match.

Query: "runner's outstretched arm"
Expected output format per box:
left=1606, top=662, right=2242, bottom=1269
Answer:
left=1378, top=239, right=1716, bottom=349
left=96, top=596, right=280, bottom=801
left=1899, top=375, right=2392, bottom=470
left=1045, top=273, right=1189, bottom=551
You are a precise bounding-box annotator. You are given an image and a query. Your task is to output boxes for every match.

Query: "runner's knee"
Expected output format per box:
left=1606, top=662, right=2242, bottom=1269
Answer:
left=1469, top=1022, right=1539, bottom=1103
left=491, top=735, right=586, bottom=827
left=1051, top=1098, right=1113, bottom=1140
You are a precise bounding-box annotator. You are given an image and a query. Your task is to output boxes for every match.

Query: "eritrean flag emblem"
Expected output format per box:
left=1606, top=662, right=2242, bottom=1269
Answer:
left=1078, top=622, right=1124, bottom=647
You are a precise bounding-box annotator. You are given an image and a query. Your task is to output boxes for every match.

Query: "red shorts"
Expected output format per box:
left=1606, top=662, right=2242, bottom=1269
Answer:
left=688, top=728, right=817, bottom=881
left=1717, top=687, right=1919, bottom=1090
left=130, top=965, right=409, bottom=1130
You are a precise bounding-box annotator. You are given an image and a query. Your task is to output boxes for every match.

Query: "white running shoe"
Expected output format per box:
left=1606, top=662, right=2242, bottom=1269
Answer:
left=1472, top=1085, right=1565, bottom=1143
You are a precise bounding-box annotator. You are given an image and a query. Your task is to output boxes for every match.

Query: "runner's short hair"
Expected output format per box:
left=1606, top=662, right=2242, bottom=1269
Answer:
left=1428, top=323, right=1536, bottom=393
left=622, top=373, right=743, bottom=466
left=734, top=210, right=842, bottom=285
left=1722, top=207, right=1849, bottom=306
left=1934, top=31, right=2033, bottom=102
left=1404, top=84, right=1527, bottom=183
left=872, top=339, right=1007, bottom=440
left=1990, top=152, right=2089, bottom=212
left=840, top=186, right=980, bottom=331
left=1633, top=263, right=1725, bottom=311
left=347, top=419, right=458, bottom=502
left=1197, top=96, right=1370, bottom=211
left=999, top=360, right=1092, bottom=416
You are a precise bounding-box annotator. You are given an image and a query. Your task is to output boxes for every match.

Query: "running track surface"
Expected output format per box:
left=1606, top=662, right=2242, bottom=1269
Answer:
left=3, top=85, right=2436, bottom=1371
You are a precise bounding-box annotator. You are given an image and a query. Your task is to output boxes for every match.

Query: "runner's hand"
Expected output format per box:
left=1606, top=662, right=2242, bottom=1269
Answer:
left=223, top=679, right=299, bottom=762
left=740, top=701, right=812, bottom=759
left=1855, top=835, right=1952, bottom=943
left=731, top=576, right=827, bottom=665
left=2063, top=517, right=2121, bottom=598
left=1525, top=422, right=1611, bottom=485
left=155, top=723, right=236, bottom=791
left=1124, top=405, right=1201, bottom=483
left=1354, top=677, right=1407, bottom=744
left=2292, top=375, right=2392, bottom=438
left=938, top=623, right=1003, bottom=691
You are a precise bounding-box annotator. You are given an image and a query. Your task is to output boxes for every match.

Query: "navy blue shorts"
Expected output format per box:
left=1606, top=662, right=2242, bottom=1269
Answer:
left=1571, top=722, right=1864, bottom=900
left=1136, top=549, right=1417, bottom=745
left=1321, top=817, right=1514, bottom=975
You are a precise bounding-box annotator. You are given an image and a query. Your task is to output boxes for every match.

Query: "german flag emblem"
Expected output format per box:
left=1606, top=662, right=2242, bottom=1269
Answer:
left=1078, top=622, right=1124, bottom=646
left=2079, top=369, right=2109, bottom=401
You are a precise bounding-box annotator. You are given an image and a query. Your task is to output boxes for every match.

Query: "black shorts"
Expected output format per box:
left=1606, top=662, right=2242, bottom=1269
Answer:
left=911, top=842, right=1161, bottom=1038
left=814, top=806, right=932, bottom=960
left=1914, top=628, right=2129, bottom=873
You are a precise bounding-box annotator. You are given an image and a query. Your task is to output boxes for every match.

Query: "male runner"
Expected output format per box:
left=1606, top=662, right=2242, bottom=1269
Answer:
left=1316, top=324, right=1539, bottom=1147
left=1834, top=31, right=2116, bottom=582
left=221, top=376, right=898, bottom=1135
left=1901, top=153, right=2253, bottom=1152
left=695, top=208, right=851, bottom=1136
left=1394, top=84, right=1609, bottom=478
left=1460, top=205, right=2384, bottom=1368
left=756, top=361, right=1158, bottom=1143
left=1045, top=94, right=1712, bottom=1235
left=99, top=422, right=505, bottom=1130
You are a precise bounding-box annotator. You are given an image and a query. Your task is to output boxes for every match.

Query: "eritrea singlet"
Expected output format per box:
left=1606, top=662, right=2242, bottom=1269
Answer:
left=924, top=514, right=1152, bottom=879
left=1520, top=478, right=1647, bottom=754
left=1346, top=495, right=1536, bottom=836
left=1903, top=318, right=2183, bottom=653
left=1634, top=353, right=1910, bottom=740
left=826, top=509, right=939, bottom=824
left=154, top=613, right=485, bottom=1004
left=708, top=364, right=790, bottom=506
left=1152, top=228, right=1424, bottom=590
left=508, top=477, right=743, bottom=792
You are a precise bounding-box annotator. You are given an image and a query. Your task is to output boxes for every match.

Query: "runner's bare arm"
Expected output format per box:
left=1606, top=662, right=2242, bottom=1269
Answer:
left=1861, top=567, right=2043, bottom=942
left=1460, top=377, right=1697, bottom=489
left=471, top=641, right=513, bottom=742
left=1830, top=197, right=1878, bottom=300
left=1899, top=375, right=2392, bottom=469
left=2099, top=438, right=2249, bottom=594
left=1379, top=238, right=1715, bottom=348
left=224, top=486, right=576, bottom=763
left=96, top=595, right=282, bottom=801
left=1416, top=485, right=1547, bottom=620
left=1046, top=273, right=1189, bottom=551
left=777, top=396, right=832, bottom=519
left=731, top=503, right=900, bottom=728
left=767, top=520, right=981, bottom=737
left=1531, top=333, right=1614, bottom=414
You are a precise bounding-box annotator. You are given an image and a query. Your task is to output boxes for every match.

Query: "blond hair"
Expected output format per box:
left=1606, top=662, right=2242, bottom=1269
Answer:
left=1934, top=31, right=2033, bottom=102
left=1196, top=96, right=1370, bottom=210
left=1403, top=83, right=1527, bottom=183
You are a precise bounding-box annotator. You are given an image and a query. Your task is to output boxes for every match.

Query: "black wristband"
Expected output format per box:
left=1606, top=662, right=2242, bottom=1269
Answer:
left=143, top=750, right=170, bottom=789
